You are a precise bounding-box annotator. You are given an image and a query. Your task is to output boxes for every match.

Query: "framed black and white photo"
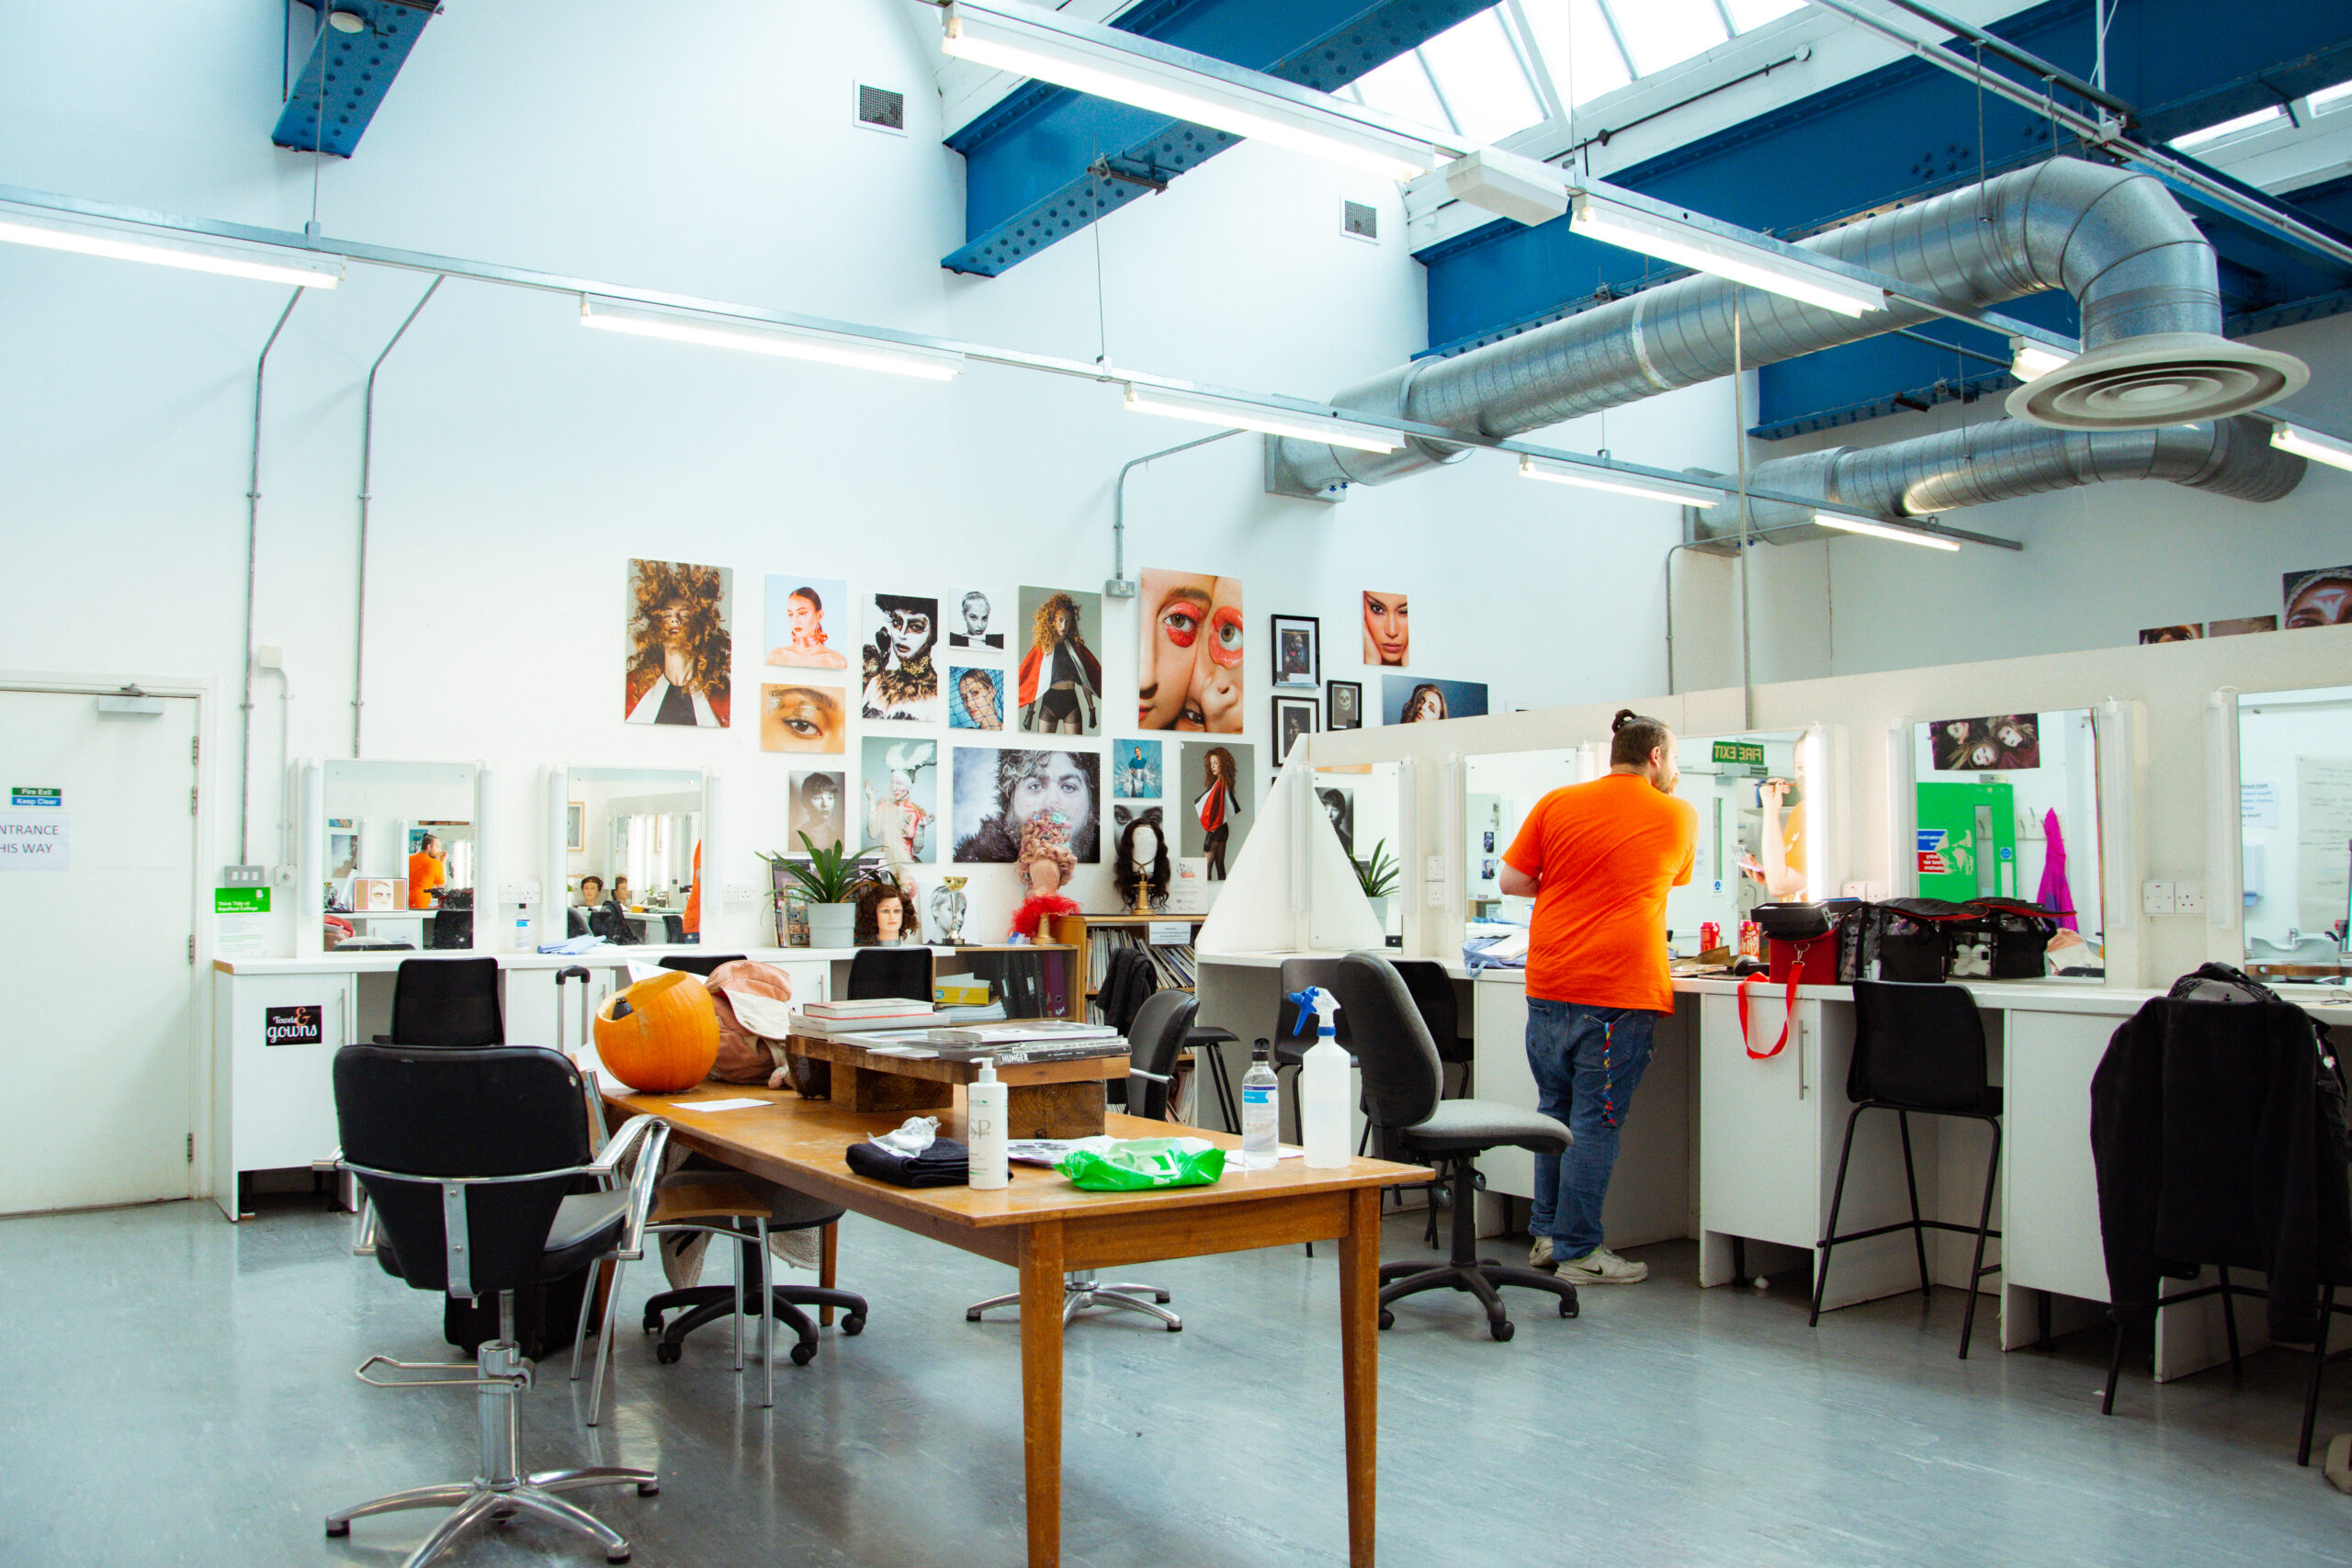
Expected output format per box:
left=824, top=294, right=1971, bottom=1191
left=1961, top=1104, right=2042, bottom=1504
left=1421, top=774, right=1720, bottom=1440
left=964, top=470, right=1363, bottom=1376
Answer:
left=1271, top=614, right=1319, bottom=689
left=1327, top=680, right=1362, bottom=731
left=1272, top=694, right=1317, bottom=766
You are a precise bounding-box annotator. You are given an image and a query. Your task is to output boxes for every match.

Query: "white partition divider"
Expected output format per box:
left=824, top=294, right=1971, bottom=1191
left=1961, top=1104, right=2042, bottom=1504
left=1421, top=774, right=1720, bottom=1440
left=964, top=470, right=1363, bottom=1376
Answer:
left=1396, top=756, right=1419, bottom=955
left=1200, top=761, right=1320, bottom=954
left=297, top=760, right=325, bottom=959
left=1887, top=716, right=1917, bottom=898
left=541, top=765, right=569, bottom=950
left=702, top=768, right=723, bottom=946
left=470, top=762, right=500, bottom=952
left=1441, top=752, right=1464, bottom=957
left=2203, top=689, right=2243, bottom=963
left=2098, top=699, right=2143, bottom=986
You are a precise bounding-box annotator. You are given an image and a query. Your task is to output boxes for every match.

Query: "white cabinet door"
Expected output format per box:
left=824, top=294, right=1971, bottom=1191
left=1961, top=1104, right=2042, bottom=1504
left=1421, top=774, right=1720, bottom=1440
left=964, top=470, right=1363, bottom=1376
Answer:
left=1472, top=982, right=1536, bottom=1200
left=226, top=973, right=355, bottom=1183
left=2003, top=1009, right=2112, bottom=1303
left=1698, top=991, right=1822, bottom=1250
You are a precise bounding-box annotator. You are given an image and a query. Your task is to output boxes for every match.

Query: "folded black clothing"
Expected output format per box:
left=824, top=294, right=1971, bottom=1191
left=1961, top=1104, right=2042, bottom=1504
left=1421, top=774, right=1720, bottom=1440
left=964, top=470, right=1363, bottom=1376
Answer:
left=845, top=1138, right=970, bottom=1188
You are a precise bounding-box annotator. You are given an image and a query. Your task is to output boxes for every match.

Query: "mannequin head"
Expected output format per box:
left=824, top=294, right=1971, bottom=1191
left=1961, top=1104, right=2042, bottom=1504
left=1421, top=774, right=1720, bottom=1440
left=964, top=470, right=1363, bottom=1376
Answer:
left=854, top=877, right=920, bottom=945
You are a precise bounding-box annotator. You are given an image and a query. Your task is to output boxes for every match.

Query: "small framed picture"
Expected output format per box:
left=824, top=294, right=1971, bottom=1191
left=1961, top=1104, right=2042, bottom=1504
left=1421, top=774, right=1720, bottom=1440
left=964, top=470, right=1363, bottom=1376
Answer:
left=1271, top=614, right=1320, bottom=689
left=565, top=802, right=585, bottom=853
left=1327, top=680, right=1362, bottom=731
left=1273, top=694, right=1318, bottom=766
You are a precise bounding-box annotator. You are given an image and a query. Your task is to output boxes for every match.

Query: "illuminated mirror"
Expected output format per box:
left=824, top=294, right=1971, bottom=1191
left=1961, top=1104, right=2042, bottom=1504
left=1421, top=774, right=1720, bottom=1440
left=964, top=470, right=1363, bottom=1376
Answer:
left=321, top=760, right=481, bottom=950
left=2236, top=684, right=2352, bottom=976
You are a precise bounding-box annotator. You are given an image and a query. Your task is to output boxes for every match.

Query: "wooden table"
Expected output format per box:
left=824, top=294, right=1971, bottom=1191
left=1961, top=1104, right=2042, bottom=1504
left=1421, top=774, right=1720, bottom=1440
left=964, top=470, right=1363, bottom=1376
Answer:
left=787, top=1030, right=1122, bottom=1137
left=608, top=1080, right=1430, bottom=1567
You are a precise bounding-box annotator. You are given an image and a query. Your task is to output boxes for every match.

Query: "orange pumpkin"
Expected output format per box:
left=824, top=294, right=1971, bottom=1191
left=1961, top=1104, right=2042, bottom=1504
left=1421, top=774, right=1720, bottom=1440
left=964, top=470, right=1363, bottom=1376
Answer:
left=594, top=970, right=720, bottom=1092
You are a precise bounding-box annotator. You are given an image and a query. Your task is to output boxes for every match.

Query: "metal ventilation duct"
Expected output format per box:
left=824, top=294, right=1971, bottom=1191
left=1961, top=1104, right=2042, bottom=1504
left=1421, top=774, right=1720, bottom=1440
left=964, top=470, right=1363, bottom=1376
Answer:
left=1717, top=415, right=2307, bottom=542
left=1269, top=158, right=2309, bottom=502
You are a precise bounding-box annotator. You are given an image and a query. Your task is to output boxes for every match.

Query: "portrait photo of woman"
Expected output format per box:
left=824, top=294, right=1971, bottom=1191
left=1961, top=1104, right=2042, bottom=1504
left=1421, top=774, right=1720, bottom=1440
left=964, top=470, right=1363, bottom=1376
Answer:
left=1136, top=568, right=1244, bottom=734
left=1380, top=674, right=1487, bottom=725
left=759, top=682, right=846, bottom=753
left=952, top=747, right=1101, bottom=863
left=862, top=737, right=936, bottom=875
left=1181, top=742, right=1251, bottom=881
left=624, top=558, right=731, bottom=728
left=1018, top=587, right=1103, bottom=735
left=950, top=666, right=1003, bottom=730
left=2284, top=566, right=2352, bottom=628
left=789, top=770, right=844, bottom=854
left=765, top=576, right=849, bottom=669
left=1362, top=590, right=1408, bottom=666
left=862, top=592, right=941, bottom=723
left=1401, top=682, right=1445, bottom=723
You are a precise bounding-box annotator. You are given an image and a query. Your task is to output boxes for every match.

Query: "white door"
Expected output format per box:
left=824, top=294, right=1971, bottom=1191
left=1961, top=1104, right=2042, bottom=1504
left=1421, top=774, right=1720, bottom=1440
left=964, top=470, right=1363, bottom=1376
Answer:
left=0, top=688, right=199, bottom=1213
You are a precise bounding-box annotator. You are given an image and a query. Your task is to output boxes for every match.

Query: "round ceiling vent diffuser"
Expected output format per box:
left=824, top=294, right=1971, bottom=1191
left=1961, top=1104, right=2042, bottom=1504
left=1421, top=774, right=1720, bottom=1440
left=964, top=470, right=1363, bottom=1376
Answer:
left=2005, top=332, right=2309, bottom=430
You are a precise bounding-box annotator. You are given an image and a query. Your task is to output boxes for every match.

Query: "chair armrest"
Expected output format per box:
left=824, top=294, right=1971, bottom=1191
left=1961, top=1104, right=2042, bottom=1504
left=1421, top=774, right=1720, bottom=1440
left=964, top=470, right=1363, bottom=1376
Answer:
left=1129, top=1068, right=1173, bottom=1087
left=588, top=1113, right=672, bottom=1263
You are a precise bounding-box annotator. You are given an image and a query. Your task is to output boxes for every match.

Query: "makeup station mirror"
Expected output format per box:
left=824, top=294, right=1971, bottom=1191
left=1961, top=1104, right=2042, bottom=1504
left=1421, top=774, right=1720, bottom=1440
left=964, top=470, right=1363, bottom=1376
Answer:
left=1310, top=760, right=1405, bottom=948
left=1662, top=729, right=1813, bottom=951
left=1464, top=745, right=1590, bottom=924
left=2236, top=684, right=2352, bottom=976
left=1909, top=707, right=2104, bottom=977
left=551, top=766, right=708, bottom=945
left=315, top=760, right=483, bottom=950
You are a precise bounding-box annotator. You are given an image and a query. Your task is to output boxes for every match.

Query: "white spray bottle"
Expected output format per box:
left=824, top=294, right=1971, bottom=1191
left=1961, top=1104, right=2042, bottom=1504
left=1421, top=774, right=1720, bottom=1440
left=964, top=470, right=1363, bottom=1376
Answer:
left=1298, top=987, right=1352, bottom=1169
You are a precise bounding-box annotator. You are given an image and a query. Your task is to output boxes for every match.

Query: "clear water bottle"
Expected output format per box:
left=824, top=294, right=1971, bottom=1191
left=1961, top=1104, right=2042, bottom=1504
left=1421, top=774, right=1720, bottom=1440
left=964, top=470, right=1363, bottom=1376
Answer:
left=1240, top=1041, right=1279, bottom=1170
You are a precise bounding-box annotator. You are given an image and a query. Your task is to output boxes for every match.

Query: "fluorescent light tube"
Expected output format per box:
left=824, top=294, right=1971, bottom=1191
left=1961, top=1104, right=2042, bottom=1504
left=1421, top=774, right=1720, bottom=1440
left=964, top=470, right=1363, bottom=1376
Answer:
left=2272, top=422, right=2352, bottom=474
left=579, top=297, right=963, bottom=380
left=1518, top=453, right=1722, bottom=507
left=2010, top=336, right=2075, bottom=380
left=1814, top=509, right=1962, bottom=551
left=943, top=1, right=1444, bottom=183
left=1568, top=191, right=1883, bottom=317
left=0, top=208, right=341, bottom=288
left=1124, top=384, right=1401, bottom=453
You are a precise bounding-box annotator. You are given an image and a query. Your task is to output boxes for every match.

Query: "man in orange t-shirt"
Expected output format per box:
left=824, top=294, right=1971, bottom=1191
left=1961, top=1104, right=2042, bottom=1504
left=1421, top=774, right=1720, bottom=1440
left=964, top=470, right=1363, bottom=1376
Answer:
left=407, top=834, right=447, bottom=910
left=1499, top=709, right=1694, bottom=1287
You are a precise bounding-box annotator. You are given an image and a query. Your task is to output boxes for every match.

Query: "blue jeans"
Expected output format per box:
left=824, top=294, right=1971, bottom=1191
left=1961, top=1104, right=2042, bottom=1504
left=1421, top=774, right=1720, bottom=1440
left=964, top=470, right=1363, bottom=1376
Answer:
left=1526, top=999, right=1658, bottom=1258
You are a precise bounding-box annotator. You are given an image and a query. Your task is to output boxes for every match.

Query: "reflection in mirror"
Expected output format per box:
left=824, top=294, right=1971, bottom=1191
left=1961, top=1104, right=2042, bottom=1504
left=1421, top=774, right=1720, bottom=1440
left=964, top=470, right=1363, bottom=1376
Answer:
left=1911, top=707, right=2103, bottom=978
left=1464, top=747, right=1585, bottom=926
left=322, top=760, right=480, bottom=950
left=1312, top=761, right=1404, bottom=947
left=2237, top=685, right=2352, bottom=976
left=566, top=767, right=706, bottom=945
left=1662, top=730, right=1807, bottom=953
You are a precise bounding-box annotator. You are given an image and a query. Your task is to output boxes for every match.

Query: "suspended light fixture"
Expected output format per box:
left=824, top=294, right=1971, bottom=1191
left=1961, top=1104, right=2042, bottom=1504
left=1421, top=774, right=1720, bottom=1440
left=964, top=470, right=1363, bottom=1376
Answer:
left=1124, top=384, right=1401, bottom=453
left=1518, top=453, right=1723, bottom=507
left=941, top=0, right=1446, bottom=182
left=578, top=297, right=964, bottom=380
left=2009, top=335, right=2075, bottom=381
left=1568, top=190, right=1884, bottom=318
left=2270, top=421, right=2352, bottom=474
left=1813, top=509, right=1962, bottom=550
left=0, top=206, right=342, bottom=288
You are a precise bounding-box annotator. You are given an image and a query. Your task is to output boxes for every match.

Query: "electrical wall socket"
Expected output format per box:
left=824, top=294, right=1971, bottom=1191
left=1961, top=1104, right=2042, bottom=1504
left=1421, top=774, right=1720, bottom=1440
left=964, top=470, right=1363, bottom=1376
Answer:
left=1425, top=883, right=1444, bottom=907
left=2142, top=880, right=2176, bottom=916
left=1425, top=855, right=1445, bottom=883
left=2174, top=881, right=2206, bottom=916
left=220, top=863, right=266, bottom=887
left=725, top=882, right=762, bottom=907
left=496, top=882, right=539, bottom=907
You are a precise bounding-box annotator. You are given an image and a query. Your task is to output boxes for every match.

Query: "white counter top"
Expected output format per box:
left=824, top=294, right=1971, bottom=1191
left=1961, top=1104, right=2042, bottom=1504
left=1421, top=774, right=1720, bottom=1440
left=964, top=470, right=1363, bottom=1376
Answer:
left=214, top=945, right=865, bottom=976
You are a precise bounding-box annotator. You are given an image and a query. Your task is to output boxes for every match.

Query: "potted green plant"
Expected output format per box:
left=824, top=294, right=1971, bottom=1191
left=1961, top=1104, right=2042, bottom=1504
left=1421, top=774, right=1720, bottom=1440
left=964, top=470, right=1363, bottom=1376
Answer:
left=760, top=835, right=885, bottom=950
left=1353, top=839, right=1400, bottom=930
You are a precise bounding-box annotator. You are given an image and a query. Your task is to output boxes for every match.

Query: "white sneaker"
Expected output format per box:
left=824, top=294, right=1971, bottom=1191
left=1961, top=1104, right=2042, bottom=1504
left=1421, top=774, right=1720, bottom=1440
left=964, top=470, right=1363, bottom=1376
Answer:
left=1529, top=1236, right=1557, bottom=1272
left=1557, top=1245, right=1647, bottom=1285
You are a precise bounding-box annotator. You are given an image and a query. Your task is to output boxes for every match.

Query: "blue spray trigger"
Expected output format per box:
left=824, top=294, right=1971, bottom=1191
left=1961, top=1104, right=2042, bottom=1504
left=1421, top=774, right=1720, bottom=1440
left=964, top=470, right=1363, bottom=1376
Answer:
left=1285, top=987, right=1338, bottom=1036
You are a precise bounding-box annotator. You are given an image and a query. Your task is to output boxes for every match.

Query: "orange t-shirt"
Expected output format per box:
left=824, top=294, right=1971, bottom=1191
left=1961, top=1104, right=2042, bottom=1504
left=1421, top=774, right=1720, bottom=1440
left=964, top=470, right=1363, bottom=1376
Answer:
left=1503, top=773, right=1696, bottom=1013
left=407, top=850, right=446, bottom=909
left=683, top=841, right=702, bottom=935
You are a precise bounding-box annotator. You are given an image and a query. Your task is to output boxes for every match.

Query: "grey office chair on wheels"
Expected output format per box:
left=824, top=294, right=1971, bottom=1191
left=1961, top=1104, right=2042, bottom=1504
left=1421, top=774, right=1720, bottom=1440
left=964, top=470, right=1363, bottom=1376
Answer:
left=967, top=991, right=1197, bottom=1333
left=328, top=1043, right=670, bottom=1567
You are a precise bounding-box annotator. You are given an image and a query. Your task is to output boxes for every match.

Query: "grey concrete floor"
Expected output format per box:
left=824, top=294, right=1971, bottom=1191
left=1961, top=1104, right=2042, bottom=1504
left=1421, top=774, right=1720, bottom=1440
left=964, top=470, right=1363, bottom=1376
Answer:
left=2, top=1197, right=2347, bottom=1568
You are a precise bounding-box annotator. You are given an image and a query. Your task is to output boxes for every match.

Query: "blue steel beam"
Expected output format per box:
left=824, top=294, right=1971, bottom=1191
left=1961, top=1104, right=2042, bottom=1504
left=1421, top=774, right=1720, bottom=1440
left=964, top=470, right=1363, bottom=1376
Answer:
left=1413, top=0, right=2352, bottom=438
left=271, top=0, right=435, bottom=158
left=943, top=0, right=1490, bottom=276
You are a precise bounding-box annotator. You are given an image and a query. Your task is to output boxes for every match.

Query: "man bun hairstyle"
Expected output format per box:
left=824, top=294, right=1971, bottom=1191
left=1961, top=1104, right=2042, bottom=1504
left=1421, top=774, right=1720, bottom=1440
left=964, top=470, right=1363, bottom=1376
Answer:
left=1610, top=708, right=1672, bottom=768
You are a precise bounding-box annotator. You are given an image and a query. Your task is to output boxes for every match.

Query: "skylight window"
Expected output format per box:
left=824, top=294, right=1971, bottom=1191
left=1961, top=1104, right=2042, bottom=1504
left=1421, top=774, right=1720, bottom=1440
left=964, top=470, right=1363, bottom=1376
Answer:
left=1722, top=0, right=1807, bottom=29
left=1523, top=0, right=1634, bottom=111
left=1608, top=0, right=1730, bottom=76
left=1418, top=7, right=1545, bottom=145
left=1349, top=49, right=1451, bottom=134
left=2173, top=104, right=2286, bottom=150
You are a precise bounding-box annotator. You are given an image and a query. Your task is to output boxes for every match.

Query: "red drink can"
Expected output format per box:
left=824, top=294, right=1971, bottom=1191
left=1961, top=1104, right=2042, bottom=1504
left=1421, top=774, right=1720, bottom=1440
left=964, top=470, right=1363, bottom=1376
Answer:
left=1701, top=921, right=1721, bottom=953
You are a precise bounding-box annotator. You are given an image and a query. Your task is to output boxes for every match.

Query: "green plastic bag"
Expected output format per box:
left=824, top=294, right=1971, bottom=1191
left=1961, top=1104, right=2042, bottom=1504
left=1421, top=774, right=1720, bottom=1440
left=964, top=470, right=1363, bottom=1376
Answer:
left=1056, top=1136, right=1227, bottom=1190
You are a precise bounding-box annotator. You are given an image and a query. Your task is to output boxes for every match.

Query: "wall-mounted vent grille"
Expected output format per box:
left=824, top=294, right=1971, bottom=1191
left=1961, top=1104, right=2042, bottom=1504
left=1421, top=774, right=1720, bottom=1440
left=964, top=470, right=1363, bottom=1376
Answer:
left=854, top=83, right=906, bottom=134
left=1341, top=200, right=1378, bottom=242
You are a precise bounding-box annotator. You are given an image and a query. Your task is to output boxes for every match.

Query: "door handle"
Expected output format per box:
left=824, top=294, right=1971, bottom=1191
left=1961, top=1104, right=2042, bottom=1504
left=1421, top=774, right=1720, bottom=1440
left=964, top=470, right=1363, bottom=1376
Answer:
left=1796, top=1017, right=1809, bottom=1100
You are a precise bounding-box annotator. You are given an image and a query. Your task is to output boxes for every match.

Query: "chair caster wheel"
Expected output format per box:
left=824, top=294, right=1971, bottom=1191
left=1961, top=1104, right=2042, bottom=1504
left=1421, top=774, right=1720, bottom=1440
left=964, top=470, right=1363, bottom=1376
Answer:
left=1562, top=1296, right=1580, bottom=1318
left=1378, top=1309, right=1395, bottom=1330
left=1152, top=1292, right=1171, bottom=1303
left=636, top=1482, right=661, bottom=1496
left=1165, top=1320, right=1182, bottom=1332
left=605, top=1550, right=630, bottom=1563
left=1490, top=1319, right=1515, bottom=1342
left=790, top=1341, right=818, bottom=1367
left=641, top=1314, right=662, bottom=1336
left=965, top=1309, right=983, bottom=1322
left=324, top=1521, right=349, bottom=1538
left=654, top=1340, right=683, bottom=1364
left=842, top=1314, right=865, bottom=1336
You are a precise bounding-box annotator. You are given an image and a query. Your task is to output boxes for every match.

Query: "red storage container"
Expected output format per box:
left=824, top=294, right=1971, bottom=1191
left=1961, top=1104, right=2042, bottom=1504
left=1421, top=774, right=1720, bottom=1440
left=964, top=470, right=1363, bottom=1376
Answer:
left=1770, top=933, right=1840, bottom=986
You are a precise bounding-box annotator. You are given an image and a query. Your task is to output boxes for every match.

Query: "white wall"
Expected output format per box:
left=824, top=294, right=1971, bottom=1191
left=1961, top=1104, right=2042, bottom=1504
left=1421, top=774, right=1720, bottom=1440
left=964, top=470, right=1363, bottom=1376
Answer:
left=0, top=0, right=1735, bottom=955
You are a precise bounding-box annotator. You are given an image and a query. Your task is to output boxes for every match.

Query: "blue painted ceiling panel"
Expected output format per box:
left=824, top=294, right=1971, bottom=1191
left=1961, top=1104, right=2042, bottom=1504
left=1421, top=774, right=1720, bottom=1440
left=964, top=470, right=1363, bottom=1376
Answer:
left=944, top=0, right=1493, bottom=276
left=1417, top=0, right=2352, bottom=439
left=272, top=0, right=435, bottom=158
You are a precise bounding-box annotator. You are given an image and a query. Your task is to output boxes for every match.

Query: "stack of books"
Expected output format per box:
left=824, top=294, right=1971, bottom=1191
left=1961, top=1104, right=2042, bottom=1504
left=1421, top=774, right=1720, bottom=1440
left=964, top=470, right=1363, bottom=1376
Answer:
left=922, top=1018, right=1129, bottom=1064
left=791, top=998, right=944, bottom=1034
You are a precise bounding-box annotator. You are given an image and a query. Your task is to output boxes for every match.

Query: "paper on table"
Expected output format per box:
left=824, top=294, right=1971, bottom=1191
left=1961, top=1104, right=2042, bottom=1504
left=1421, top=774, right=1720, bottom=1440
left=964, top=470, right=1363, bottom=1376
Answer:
left=625, top=961, right=665, bottom=986
left=667, top=1097, right=768, bottom=1113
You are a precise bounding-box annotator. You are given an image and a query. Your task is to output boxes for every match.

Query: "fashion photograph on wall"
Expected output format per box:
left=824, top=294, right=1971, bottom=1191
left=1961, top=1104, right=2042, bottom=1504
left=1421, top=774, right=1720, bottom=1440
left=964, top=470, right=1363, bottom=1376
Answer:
left=1180, top=741, right=1251, bottom=881
left=765, top=576, right=850, bottom=670
left=1274, top=694, right=1317, bottom=765
left=1930, top=714, right=2041, bottom=771
left=951, top=746, right=1102, bottom=863
left=1328, top=680, right=1362, bottom=731
left=788, top=770, right=845, bottom=855
left=1114, top=738, right=1163, bottom=799
left=1017, top=586, right=1104, bottom=735
left=1362, top=590, right=1408, bottom=667
left=1272, top=614, right=1319, bottom=689
left=759, top=682, right=846, bottom=753
left=863, top=737, right=937, bottom=870
left=624, top=558, right=730, bottom=727
left=946, top=586, right=1010, bottom=654
left=2211, top=615, right=2278, bottom=637
left=2283, top=566, right=2352, bottom=627
left=863, top=592, right=942, bottom=723
left=949, top=667, right=1004, bottom=729
left=1136, top=568, right=1243, bottom=733
left=1383, top=675, right=1487, bottom=725
left=1317, top=784, right=1354, bottom=859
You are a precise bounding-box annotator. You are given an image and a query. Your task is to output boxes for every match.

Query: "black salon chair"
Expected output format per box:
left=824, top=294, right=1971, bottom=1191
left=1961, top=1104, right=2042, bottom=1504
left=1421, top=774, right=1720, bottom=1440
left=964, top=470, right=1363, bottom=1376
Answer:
left=847, top=945, right=933, bottom=1001
left=327, top=1043, right=669, bottom=1566
left=1810, top=979, right=2004, bottom=1359
left=1330, top=953, right=1580, bottom=1342
left=968, top=991, right=1193, bottom=1333
left=657, top=953, right=746, bottom=977
left=375, top=956, right=503, bottom=1048
left=426, top=908, right=474, bottom=950
left=662, top=914, right=685, bottom=943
